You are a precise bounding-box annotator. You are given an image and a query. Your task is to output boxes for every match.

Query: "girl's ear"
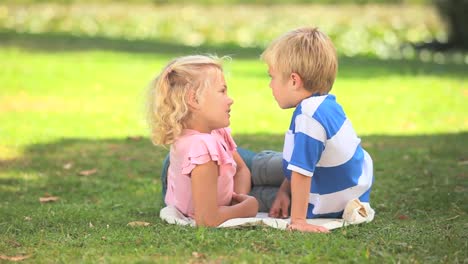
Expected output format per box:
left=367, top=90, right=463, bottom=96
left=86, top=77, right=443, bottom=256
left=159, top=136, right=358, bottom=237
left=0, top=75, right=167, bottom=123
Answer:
left=186, top=88, right=199, bottom=110
left=290, top=73, right=303, bottom=90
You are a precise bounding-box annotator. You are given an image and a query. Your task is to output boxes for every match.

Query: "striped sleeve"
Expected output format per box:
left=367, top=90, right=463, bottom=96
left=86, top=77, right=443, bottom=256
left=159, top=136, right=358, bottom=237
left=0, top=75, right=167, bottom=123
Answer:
left=286, top=114, right=326, bottom=177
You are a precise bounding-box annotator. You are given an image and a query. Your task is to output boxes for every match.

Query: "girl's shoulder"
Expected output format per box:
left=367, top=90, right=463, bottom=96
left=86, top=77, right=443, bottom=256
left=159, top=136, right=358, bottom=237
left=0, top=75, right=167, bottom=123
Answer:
left=175, top=128, right=233, bottom=156
left=178, top=128, right=234, bottom=147
left=212, top=127, right=237, bottom=151
left=174, top=129, right=236, bottom=175
left=211, top=127, right=232, bottom=141
left=187, top=132, right=218, bottom=146
left=176, top=131, right=218, bottom=151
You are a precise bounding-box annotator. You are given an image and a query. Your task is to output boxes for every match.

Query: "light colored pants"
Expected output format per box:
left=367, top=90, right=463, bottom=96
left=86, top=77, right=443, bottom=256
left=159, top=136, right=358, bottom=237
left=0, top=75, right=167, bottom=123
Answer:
left=161, top=149, right=285, bottom=212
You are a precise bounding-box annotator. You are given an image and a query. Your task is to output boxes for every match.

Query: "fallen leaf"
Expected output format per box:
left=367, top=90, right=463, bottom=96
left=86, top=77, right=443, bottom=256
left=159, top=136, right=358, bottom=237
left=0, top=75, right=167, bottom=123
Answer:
left=127, top=173, right=137, bottom=179
left=127, top=221, right=151, bottom=227
left=24, top=216, right=32, bottom=221
left=39, top=196, right=59, bottom=203
left=78, top=169, right=97, bottom=176
left=63, top=162, right=73, bottom=170
left=192, top=252, right=206, bottom=259
left=119, top=156, right=134, bottom=161
left=127, top=136, right=143, bottom=141
left=360, top=142, right=373, bottom=148
left=0, top=254, right=31, bottom=261
left=107, top=144, right=120, bottom=151
left=397, top=214, right=409, bottom=220
left=89, top=222, right=94, bottom=228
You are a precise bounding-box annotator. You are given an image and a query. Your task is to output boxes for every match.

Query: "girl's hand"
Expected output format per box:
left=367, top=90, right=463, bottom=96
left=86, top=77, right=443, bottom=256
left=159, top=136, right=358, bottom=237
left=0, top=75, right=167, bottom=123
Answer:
left=232, top=193, right=258, bottom=216
left=288, top=219, right=330, bottom=233
left=231, top=192, right=249, bottom=203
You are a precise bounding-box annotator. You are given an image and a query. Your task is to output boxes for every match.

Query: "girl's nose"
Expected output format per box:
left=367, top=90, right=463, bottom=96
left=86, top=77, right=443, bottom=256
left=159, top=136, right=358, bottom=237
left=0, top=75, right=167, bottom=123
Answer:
left=228, top=96, right=234, bottom=105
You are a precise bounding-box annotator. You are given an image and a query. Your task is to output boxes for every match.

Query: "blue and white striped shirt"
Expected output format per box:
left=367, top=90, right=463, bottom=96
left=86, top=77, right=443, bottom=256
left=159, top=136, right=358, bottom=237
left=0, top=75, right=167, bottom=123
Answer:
left=282, top=94, right=373, bottom=218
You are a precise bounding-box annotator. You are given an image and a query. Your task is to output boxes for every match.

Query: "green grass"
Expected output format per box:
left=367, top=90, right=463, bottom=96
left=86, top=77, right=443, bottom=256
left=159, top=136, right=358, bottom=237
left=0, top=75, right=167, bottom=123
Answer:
left=1, top=7, right=467, bottom=264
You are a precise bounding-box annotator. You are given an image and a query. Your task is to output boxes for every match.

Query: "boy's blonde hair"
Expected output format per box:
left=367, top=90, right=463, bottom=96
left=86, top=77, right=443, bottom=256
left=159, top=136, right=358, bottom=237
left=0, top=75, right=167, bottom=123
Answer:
left=147, top=55, right=223, bottom=145
left=261, top=27, right=338, bottom=95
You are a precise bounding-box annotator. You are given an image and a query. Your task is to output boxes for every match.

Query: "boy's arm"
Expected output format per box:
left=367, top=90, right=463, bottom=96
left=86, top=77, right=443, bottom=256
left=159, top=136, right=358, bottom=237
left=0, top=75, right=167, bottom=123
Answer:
left=289, top=171, right=329, bottom=233
left=232, top=150, right=251, bottom=194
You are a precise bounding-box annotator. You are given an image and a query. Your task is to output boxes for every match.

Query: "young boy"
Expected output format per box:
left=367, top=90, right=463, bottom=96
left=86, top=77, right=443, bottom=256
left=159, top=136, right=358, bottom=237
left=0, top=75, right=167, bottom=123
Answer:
left=261, top=27, right=374, bottom=233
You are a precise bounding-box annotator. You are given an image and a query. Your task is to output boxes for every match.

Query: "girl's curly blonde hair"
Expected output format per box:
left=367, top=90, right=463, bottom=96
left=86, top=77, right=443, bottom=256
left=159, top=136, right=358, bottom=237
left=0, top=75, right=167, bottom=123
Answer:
left=147, top=55, right=223, bottom=145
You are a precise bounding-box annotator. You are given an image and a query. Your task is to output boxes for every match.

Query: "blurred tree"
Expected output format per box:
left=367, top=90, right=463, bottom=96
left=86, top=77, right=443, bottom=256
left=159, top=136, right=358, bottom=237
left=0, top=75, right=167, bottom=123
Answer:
left=433, top=0, right=468, bottom=50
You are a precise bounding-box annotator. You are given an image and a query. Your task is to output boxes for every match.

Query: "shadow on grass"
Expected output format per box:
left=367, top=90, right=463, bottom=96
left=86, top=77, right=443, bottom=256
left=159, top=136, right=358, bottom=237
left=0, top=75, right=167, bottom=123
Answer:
left=1, top=30, right=467, bottom=78
left=0, top=132, right=465, bottom=264
left=0, top=132, right=466, bottom=211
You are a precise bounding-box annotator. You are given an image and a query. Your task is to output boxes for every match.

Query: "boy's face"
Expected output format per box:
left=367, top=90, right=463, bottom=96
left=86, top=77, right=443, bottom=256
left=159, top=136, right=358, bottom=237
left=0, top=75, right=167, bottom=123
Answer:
left=267, top=65, right=295, bottom=109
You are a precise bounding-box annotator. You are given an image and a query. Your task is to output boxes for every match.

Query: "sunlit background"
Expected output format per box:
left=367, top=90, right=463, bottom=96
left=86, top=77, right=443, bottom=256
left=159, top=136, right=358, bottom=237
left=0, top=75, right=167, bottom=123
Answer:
left=1, top=1, right=466, bottom=141
left=1, top=3, right=466, bottom=62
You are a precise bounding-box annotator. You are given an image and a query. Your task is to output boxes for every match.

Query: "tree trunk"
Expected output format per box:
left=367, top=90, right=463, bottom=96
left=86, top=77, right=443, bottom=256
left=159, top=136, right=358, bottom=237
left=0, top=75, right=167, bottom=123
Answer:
left=434, top=0, right=468, bottom=50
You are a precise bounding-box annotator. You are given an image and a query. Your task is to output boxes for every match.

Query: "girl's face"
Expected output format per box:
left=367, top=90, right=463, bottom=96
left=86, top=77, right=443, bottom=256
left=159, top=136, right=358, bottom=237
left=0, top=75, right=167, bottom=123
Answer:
left=195, top=69, right=234, bottom=132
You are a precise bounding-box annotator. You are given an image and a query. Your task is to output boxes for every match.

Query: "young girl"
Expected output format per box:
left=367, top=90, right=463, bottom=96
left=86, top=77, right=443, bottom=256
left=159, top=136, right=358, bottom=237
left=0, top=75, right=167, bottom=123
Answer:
left=147, top=55, right=259, bottom=227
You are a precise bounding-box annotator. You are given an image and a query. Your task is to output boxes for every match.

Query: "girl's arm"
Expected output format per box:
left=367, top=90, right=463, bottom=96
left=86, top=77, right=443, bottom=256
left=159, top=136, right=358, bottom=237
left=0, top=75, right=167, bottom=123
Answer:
left=191, top=160, right=258, bottom=227
left=232, top=150, right=251, bottom=194
left=289, top=171, right=329, bottom=233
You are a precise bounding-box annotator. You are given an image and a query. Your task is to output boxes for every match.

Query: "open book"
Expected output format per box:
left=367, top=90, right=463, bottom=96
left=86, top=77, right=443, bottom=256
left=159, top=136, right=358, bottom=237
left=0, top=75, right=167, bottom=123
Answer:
left=160, top=199, right=374, bottom=230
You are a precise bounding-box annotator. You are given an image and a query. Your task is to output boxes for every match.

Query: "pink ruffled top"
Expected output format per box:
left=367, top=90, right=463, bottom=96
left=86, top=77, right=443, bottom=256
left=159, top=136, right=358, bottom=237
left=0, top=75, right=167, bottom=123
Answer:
left=164, top=127, right=237, bottom=218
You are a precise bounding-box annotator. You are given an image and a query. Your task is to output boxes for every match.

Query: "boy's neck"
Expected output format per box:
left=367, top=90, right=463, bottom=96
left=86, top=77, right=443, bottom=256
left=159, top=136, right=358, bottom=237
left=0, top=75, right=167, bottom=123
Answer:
left=295, top=89, right=316, bottom=105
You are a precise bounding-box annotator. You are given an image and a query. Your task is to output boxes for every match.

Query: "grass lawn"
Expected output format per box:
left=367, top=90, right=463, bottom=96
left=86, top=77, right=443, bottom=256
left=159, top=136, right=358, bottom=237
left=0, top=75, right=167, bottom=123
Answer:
left=0, top=31, right=467, bottom=262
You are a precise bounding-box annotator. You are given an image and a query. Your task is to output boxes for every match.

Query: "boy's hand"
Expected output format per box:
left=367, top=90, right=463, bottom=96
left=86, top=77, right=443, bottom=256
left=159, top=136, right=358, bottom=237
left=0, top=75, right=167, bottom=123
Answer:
left=288, top=219, right=329, bottom=233
left=269, top=189, right=290, bottom=218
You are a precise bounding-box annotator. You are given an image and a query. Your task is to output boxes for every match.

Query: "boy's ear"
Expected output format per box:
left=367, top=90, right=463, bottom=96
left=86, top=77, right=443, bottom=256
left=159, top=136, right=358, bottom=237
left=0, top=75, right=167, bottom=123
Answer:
left=290, top=73, right=303, bottom=90
left=186, top=88, right=200, bottom=110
